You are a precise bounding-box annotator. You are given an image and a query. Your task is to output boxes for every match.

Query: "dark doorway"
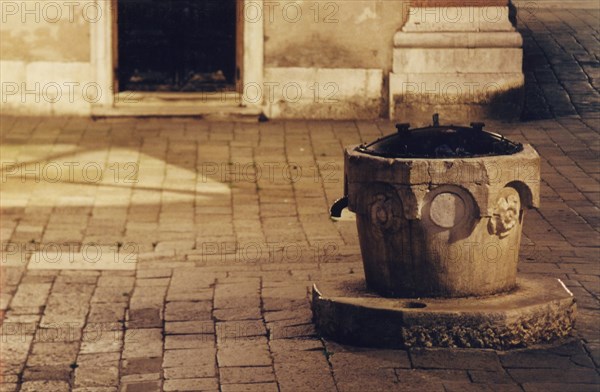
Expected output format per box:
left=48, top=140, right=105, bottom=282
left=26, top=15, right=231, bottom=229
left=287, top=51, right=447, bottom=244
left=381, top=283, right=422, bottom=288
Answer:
left=117, top=0, right=237, bottom=92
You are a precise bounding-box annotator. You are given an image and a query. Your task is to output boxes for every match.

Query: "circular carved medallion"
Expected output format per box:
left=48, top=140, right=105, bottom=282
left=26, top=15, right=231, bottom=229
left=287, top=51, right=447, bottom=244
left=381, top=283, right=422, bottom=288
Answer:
left=430, top=192, right=466, bottom=229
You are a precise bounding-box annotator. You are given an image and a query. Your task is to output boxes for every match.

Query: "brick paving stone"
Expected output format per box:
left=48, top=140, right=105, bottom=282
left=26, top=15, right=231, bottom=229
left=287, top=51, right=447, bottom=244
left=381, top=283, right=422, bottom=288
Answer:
left=163, top=366, right=217, bottom=380
left=122, top=329, right=163, bottom=359
left=216, top=320, right=267, bottom=341
left=9, top=283, right=51, bottom=308
left=79, top=328, right=123, bottom=354
left=165, top=301, right=212, bottom=321
left=165, top=334, right=216, bottom=350
left=410, top=349, right=503, bottom=371
left=26, top=342, right=79, bottom=367
left=221, top=383, right=279, bottom=392
left=217, top=337, right=272, bottom=367
left=162, top=378, right=219, bottom=391
left=468, top=370, right=515, bottom=384
left=2, top=8, right=600, bottom=390
left=270, top=339, right=337, bottom=392
left=126, top=307, right=162, bottom=329
left=163, top=347, right=216, bottom=374
left=1, top=335, right=34, bottom=375
left=165, top=320, right=215, bottom=335
left=508, top=367, right=600, bottom=384
left=91, top=286, right=131, bottom=304
left=120, top=357, right=160, bottom=376
left=219, top=366, right=276, bottom=384
left=521, top=383, right=600, bottom=392
left=213, top=307, right=262, bottom=321
left=120, top=381, right=161, bottom=392
left=499, top=349, right=575, bottom=368
left=22, top=365, right=72, bottom=382
left=20, top=381, right=70, bottom=392
left=443, top=382, right=522, bottom=392
left=120, top=374, right=161, bottom=384
left=327, top=344, right=411, bottom=369
left=87, top=302, right=127, bottom=324
left=267, top=319, right=316, bottom=340
left=73, top=352, right=120, bottom=388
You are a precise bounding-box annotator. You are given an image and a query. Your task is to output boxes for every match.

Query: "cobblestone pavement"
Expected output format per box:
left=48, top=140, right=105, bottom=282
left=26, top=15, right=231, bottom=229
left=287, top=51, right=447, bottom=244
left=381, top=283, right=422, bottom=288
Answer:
left=1, top=4, right=599, bottom=392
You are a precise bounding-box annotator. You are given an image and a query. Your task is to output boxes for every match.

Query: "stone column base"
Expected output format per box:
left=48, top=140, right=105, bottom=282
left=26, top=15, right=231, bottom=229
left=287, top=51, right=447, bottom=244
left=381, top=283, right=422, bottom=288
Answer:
left=389, top=4, right=525, bottom=124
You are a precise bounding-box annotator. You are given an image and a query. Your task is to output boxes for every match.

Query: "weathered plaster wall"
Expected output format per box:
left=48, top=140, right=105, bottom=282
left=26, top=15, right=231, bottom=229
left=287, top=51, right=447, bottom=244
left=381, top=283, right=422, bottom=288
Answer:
left=262, top=0, right=408, bottom=118
left=264, top=0, right=407, bottom=70
left=1, top=0, right=411, bottom=118
left=0, top=0, right=95, bottom=114
left=0, top=0, right=91, bottom=62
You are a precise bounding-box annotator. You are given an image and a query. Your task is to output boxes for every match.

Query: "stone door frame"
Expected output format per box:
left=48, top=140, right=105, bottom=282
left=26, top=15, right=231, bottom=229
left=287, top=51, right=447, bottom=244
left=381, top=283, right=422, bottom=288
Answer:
left=90, top=0, right=264, bottom=109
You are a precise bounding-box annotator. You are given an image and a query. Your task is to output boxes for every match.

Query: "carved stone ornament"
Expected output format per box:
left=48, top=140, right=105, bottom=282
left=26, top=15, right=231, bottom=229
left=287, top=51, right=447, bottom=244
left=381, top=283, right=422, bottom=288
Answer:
left=489, top=187, right=521, bottom=238
left=369, top=193, right=402, bottom=234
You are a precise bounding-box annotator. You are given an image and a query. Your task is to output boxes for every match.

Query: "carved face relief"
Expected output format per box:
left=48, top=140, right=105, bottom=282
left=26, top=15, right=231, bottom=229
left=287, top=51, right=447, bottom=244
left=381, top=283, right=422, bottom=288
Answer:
left=489, top=187, right=521, bottom=238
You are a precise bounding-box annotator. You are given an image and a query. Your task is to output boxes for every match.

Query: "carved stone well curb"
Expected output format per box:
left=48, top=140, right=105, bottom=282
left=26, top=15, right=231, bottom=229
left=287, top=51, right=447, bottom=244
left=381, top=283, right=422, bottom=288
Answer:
left=346, top=143, right=538, bottom=298
left=312, top=121, right=576, bottom=349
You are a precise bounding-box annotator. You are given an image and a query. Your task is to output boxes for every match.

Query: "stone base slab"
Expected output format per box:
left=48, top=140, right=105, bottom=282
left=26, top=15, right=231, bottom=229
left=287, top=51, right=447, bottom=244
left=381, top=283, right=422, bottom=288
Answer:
left=312, top=275, right=576, bottom=350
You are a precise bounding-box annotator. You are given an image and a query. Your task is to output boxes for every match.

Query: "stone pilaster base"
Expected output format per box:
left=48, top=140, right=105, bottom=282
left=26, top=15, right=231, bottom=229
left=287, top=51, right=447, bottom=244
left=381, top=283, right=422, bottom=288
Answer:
left=389, top=3, right=524, bottom=124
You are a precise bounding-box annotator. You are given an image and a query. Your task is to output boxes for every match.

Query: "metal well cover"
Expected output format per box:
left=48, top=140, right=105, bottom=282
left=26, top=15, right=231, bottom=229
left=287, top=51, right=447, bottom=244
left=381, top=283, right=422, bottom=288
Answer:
left=357, top=116, right=523, bottom=159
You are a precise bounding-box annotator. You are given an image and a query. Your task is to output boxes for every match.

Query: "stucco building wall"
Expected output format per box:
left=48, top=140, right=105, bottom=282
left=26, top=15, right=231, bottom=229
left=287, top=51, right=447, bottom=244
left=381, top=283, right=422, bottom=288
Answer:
left=262, top=0, right=407, bottom=118
left=0, top=1, right=521, bottom=122
left=1, top=0, right=97, bottom=115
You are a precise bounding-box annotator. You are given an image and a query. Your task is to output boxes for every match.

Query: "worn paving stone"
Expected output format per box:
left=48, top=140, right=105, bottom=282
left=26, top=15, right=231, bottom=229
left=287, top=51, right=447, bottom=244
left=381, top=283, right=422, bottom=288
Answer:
left=162, top=378, right=219, bottom=391
left=328, top=345, right=411, bottom=370
left=410, top=349, right=503, bottom=371
left=87, top=303, right=127, bottom=324
left=219, top=366, right=276, bottom=384
left=22, top=365, right=72, bottom=382
left=508, top=367, right=600, bottom=384
left=443, top=382, right=522, bottom=392
left=216, top=320, right=267, bottom=341
left=74, top=365, right=120, bottom=388
left=217, top=337, right=272, bottom=367
left=271, top=339, right=337, bottom=392
left=19, top=380, right=70, bottom=392
left=468, top=370, right=515, bottom=384
left=165, top=334, right=216, bottom=350
left=122, top=329, right=163, bottom=359
left=499, top=349, right=575, bottom=368
left=26, top=342, right=79, bottom=367
left=213, top=307, right=262, bottom=321
left=9, top=283, right=52, bottom=308
left=165, top=301, right=212, bottom=321
left=221, top=383, right=279, bottom=392
left=120, top=381, right=162, bottom=392
left=79, top=328, right=123, bottom=354
left=122, top=357, right=162, bottom=375
left=163, top=366, right=217, bottom=380
left=165, top=320, right=215, bottom=335
left=3, top=9, right=600, bottom=389
left=336, top=368, right=407, bottom=392
left=126, top=307, right=162, bottom=329
left=163, top=348, right=217, bottom=377
left=521, top=383, right=600, bottom=392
